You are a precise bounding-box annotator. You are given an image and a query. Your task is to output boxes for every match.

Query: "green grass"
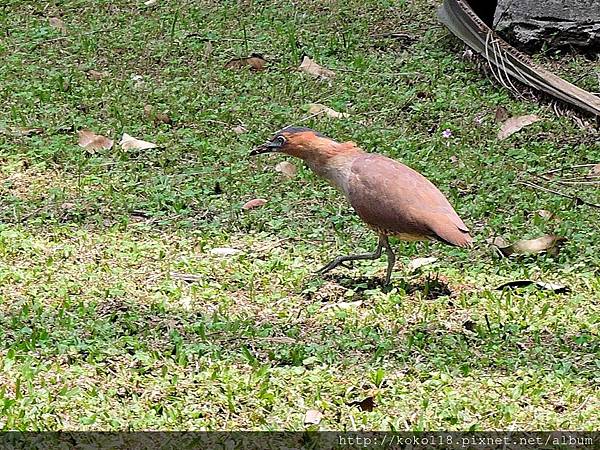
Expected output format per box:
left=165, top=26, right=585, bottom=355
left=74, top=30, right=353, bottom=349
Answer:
left=0, top=0, right=598, bottom=431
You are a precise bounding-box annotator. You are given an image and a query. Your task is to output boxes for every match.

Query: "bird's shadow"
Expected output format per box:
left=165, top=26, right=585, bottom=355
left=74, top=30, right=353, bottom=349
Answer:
left=320, top=272, right=452, bottom=298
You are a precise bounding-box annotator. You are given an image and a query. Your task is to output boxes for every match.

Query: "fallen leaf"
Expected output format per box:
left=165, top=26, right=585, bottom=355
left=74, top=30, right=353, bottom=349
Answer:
left=78, top=130, right=114, bottom=152
left=224, top=54, right=266, bottom=71
left=304, top=409, right=323, bottom=425
left=242, top=198, right=267, bottom=210
left=87, top=70, right=108, bottom=81
left=591, top=164, right=600, bottom=175
left=14, top=127, right=44, bottom=137
left=119, top=133, right=157, bottom=150
left=494, top=106, right=509, bottom=123
left=497, top=114, right=540, bottom=140
left=535, top=209, right=556, bottom=220
left=232, top=125, right=247, bottom=135
left=307, top=103, right=349, bottom=119
left=347, top=396, right=375, bottom=412
left=209, top=247, right=241, bottom=256
left=275, top=161, right=297, bottom=178
left=144, top=106, right=172, bottom=125
left=497, top=235, right=566, bottom=257
left=408, top=257, right=438, bottom=271
left=299, top=56, right=335, bottom=79
left=144, top=0, right=157, bottom=5
left=450, top=155, right=459, bottom=165
left=48, top=17, right=68, bottom=34
left=154, top=112, right=172, bottom=125
left=496, top=280, right=569, bottom=294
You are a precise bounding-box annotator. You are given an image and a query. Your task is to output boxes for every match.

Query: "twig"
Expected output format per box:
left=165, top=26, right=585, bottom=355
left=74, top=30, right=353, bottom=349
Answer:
left=518, top=181, right=600, bottom=209
left=555, top=175, right=600, bottom=182
left=573, top=396, right=591, bottom=414
left=185, top=33, right=248, bottom=42
left=542, top=163, right=597, bottom=176
left=369, top=32, right=414, bottom=40
left=555, top=180, right=600, bottom=186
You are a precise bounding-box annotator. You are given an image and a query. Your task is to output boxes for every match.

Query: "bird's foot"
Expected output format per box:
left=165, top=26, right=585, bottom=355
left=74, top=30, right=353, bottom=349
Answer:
left=316, top=256, right=350, bottom=274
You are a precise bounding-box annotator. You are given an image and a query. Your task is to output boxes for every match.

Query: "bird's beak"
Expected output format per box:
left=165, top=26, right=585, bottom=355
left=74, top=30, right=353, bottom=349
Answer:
left=250, top=141, right=279, bottom=156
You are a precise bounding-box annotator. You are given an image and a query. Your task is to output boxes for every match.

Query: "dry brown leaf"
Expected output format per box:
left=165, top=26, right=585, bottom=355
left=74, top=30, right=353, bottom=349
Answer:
left=299, top=56, right=335, bottom=79
left=347, top=396, right=375, bottom=412
left=494, top=106, right=509, bottom=123
left=77, top=130, right=114, bottom=153
left=225, top=54, right=266, bottom=71
left=497, top=234, right=566, bottom=257
left=232, top=125, right=247, bottom=135
left=275, top=161, right=297, bottom=178
left=119, top=133, right=157, bottom=150
left=14, top=127, right=44, bottom=137
left=48, top=17, right=68, bottom=34
left=591, top=164, right=600, bottom=175
left=87, top=70, right=108, bottom=81
left=304, top=409, right=323, bottom=425
left=307, top=103, right=349, bottom=119
left=144, top=105, right=172, bottom=125
left=242, top=198, right=267, bottom=210
left=498, top=114, right=540, bottom=140
left=154, top=112, right=172, bottom=125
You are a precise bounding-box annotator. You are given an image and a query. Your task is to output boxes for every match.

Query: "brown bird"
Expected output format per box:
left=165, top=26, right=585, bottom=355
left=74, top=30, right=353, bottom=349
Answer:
left=250, top=127, right=472, bottom=285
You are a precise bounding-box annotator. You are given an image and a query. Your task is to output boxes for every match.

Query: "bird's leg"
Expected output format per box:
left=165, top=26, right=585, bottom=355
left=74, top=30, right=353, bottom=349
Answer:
left=317, top=236, right=384, bottom=274
left=381, top=235, right=396, bottom=286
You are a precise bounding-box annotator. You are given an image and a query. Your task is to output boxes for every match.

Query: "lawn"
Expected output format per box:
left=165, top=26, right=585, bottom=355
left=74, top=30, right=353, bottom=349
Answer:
left=0, top=0, right=598, bottom=431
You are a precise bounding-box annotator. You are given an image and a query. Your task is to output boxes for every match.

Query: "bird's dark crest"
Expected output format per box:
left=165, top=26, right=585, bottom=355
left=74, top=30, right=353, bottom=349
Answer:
left=279, top=126, right=325, bottom=137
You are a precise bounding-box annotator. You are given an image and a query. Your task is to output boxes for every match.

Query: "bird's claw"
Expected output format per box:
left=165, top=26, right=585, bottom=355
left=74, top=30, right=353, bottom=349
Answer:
left=316, top=258, right=350, bottom=274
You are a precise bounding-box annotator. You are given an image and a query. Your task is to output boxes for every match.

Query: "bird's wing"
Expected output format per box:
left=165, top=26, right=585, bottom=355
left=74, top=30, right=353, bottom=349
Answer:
left=346, top=154, right=471, bottom=246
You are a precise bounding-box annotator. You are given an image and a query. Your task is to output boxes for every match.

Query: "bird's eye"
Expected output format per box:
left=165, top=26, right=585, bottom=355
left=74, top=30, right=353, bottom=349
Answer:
left=274, top=135, right=286, bottom=146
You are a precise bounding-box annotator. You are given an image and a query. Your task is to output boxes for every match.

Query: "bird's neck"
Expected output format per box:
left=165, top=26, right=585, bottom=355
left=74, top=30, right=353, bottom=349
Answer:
left=297, top=141, right=364, bottom=192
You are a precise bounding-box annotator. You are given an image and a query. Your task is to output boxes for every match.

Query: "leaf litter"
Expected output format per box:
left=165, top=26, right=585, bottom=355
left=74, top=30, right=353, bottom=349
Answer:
left=78, top=130, right=114, bottom=152
left=242, top=199, right=267, bottom=210
left=120, top=133, right=157, bottom=150
left=494, top=234, right=566, bottom=257
left=307, top=103, right=349, bottom=119
left=299, top=56, right=335, bottom=79
left=498, top=114, right=540, bottom=140
left=225, top=54, right=266, bottom=71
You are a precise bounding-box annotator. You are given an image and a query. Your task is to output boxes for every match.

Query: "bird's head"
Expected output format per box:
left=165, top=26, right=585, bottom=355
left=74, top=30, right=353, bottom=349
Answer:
left=250, top=127, right=335, bottom=160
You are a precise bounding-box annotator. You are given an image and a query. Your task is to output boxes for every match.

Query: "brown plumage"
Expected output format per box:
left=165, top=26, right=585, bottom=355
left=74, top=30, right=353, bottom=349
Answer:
left=250, top=127, right=472, bottom=285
